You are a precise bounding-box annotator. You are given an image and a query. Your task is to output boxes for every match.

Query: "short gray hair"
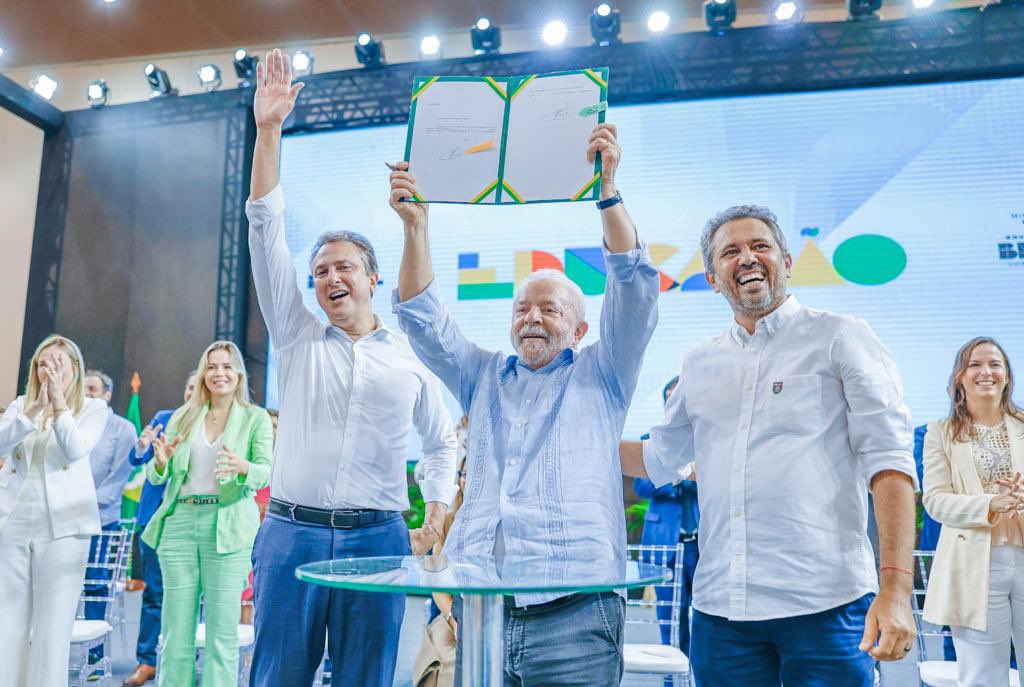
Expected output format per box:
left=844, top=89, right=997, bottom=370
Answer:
left=514, top=269, right=586, bottom=323
left=700, top=205, right=789, bottom=274
left=85, top=369, right=113, bottom=392
left=308, top=231, right=379, bottom=277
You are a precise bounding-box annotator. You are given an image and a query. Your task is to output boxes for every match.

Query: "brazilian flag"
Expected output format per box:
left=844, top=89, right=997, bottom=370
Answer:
left=120, top=372, right=145, bottom=522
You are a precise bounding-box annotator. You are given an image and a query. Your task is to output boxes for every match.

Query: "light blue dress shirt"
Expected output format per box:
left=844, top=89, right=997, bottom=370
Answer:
left=88, top=407, right=137, bottom=526
left=393, top=240, right=659, bottom=605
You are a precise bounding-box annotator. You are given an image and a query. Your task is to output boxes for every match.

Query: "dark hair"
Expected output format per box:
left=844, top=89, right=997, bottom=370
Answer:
left=946, top=336, right=1023, bottom=442
left=700, top=205, right=790, bottom=274
left=308, top=231, right=379, bottom=277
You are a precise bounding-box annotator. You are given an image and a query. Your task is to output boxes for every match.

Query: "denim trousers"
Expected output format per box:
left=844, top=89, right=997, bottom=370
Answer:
left=454, top=591, right=626, bottom=687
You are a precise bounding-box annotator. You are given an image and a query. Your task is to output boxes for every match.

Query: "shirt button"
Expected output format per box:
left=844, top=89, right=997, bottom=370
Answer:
left=734, top=464, right=742, bottom=472
left=733, top=509, right=742, bottom=517
left=514, top=422, right=523, bottom=429
left=11, top=468, right=16, bottom=474
left=740, top=423, right=748, bottom=430
left=745, top=385, right=753, bottom=391
left=63, top=465, right=69, bottom=471
left=509, top=459, right=518, bottom=467
left=526, top=399, right=533, bottom=405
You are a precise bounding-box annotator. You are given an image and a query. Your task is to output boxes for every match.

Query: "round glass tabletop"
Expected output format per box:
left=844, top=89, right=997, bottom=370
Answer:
left=295, top=555, right=670, bottom=595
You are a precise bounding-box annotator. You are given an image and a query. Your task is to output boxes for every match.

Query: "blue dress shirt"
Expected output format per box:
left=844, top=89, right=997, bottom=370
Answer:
left=393, top=240, right=659, bottom=605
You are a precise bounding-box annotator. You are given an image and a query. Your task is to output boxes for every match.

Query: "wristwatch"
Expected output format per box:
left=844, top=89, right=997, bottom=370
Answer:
left=596, top=190, right=623, bottom=210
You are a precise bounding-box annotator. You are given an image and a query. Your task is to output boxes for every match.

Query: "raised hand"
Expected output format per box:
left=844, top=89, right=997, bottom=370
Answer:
left=388, top=162, right=429, bottom=230
left=215, top=445, right=249, bottom=481
left=138, top=423, right=163, bottom=453
left=46, top=356, right=69, bottom=413
left=152, top=434, right=182, bottom=473
left=253, top=48, right=305, bottom=131
left=586, top=123, right=622, bottom=197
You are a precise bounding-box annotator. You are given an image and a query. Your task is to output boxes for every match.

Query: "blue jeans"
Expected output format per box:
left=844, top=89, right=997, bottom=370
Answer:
left=248, top=512, right=410, bottom=687
left=690, top=593, right=875, bottom=687
left=136, top=538, right=163, bottom=666
left=454, top=592, right=625, bottom=687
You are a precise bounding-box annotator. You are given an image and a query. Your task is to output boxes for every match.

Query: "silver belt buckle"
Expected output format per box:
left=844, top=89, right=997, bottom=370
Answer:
left=330, top=509, right=344, bottom=528
left=288, top=503, right=297, bottom=522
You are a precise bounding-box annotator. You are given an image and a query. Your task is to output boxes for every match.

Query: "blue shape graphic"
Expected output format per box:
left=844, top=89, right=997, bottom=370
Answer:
left=458, top=253, right=479, bottom=269
left=681, top=273, right=712, bottom=291
left=566, top=247, right=607, bottom=275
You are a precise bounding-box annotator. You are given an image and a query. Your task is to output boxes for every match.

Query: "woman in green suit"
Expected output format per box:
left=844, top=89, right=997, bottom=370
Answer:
left=142, top=340, right=273, bottom=687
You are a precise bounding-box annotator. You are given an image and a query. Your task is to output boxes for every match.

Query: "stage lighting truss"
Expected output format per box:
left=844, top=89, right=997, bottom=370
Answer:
left=590, top=3, right=622, bottom=46
left=145, top=63, right=178, bottom=97
left=420, top=35, right=442, bottom=59
left=197, top=64, right=222, bottom=92
left=292, top=49, right=314, bottom=76
left=471, top=17, right=501, bottom=54
left=772, top=0, right=802, bottom=23
left=233, top=49, right=258, bottom=87
left=647, top=10, right=671, bottom=33
left=542, top=20, right=568, bottom=46
left=86, top=79, right=109, bottom=107
left=355, top=33, right=385, bottom=67
left=704, top=0, right=737, bottom=32
left=847, top=0, right=883, bottom=20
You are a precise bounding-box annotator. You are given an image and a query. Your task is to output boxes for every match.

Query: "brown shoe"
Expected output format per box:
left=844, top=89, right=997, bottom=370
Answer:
left=121, top=664, right=156, bottom=686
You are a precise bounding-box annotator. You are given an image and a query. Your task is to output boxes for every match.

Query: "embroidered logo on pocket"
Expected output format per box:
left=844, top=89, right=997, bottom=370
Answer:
left=772, top=381, right=783, bottom=394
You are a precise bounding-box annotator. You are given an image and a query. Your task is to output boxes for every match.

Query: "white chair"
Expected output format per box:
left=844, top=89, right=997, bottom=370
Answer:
left=155, top=602, right=257, bottom=687
left=624, top=543, right=693, bottom=687
left=69, top=526, right=132, bottom=686
left=911, top=550, right=1020, bottom=687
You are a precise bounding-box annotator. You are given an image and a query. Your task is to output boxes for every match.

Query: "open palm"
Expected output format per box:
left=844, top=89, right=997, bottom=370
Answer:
left=253, top=48, right=305, bottom=130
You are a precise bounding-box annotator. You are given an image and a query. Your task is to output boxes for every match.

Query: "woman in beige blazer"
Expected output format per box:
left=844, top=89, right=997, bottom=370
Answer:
left=922, top=336, right=1024, bottom=686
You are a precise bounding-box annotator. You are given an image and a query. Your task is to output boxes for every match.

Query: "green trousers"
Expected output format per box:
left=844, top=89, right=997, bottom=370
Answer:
left=157, top=501, right=251, bottom=687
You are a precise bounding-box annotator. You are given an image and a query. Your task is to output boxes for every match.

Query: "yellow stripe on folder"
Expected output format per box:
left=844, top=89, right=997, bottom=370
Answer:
left=509, top=75, right=536, bottom=101
left=411, top=76, right=440, bottom=101
left=471, top=179, right=500, bottom=204
left=571, top=172, right=602, bottom=201
left=582, top=69, right=607, bottom=90
left=483, top=77, right=507, bottom=100
left=502, top=180, right=525, bottom=204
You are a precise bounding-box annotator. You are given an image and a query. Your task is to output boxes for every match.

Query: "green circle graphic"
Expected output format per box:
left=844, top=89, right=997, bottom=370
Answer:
left=832, top=234, right=906, bottom=286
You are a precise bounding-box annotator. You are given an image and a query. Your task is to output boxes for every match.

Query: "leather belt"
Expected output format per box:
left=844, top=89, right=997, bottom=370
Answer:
left=268, top=498, right=399, bottom=529
left=177, top=495, right=219, bottom=505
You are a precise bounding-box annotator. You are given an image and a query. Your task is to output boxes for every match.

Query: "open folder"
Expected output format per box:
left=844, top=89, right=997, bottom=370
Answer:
left=402, top=68, right=610, bottom=205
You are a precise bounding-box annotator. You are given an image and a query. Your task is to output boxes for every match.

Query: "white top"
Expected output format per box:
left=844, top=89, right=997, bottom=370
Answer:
left=644, top=295, right=916, bottom=621
left=245, top=185, right=458, bottom=511
left=179, top=429, right=222, bottom=497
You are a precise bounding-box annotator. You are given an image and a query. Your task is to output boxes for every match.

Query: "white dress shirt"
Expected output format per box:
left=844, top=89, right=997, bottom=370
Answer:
left=644, top=295, right=916, bottom=621
left=246, top=185, right=457, bottom=511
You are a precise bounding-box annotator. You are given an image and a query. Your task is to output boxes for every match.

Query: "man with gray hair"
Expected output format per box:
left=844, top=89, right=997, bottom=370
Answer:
left=389, top=119, right=659, bottom=685
left=244, top=49, right=457, bottom=687
left=621, top=205, right=918, bottom=686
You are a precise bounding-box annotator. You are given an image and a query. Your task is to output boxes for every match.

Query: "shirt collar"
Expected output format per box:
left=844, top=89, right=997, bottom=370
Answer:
left=503, top=347, right=576, bottom=376
left=731, top=294, right=801, bottom=344
left=328, top=314, right=392, bottom=343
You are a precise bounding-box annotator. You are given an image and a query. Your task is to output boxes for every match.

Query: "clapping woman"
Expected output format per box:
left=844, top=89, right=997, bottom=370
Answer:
left=142, top=341, right=273, bottom=687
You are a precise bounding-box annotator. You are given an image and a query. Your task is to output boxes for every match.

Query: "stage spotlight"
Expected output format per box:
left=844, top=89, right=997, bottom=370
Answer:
left=144, top=63, right=177, bottom=97
left=647, top=11, right=671, bottom=33
left=291, top=49, right=314, bottom=76
left=590, top=3, right=621, bottom=46
left=912, top=0, right=934, bottom=7
left=355, top=33, right=385, bottom=67
left=30, top=74, right=57, bottom=100
left=542, top=20, right=568, bottom=46
left=233, top=48, right=258, bottom=86
left=0, top=46, right=6, bottom=58
left=420, top=35, right=441, bottom=59
left=773, top=1, right=801, bottom=22
left=86, top=79, right=109, bottom=107
left=197, top=64, right=222, bottom=92
left=471, top=17, right=501, bottom=54
left=704, top=0, right=737, bottom=31
left=847, top=0, right=882, bottom=20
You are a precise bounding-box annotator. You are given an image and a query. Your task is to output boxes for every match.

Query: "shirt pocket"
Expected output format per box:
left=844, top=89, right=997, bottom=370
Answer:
left=763, top=374, right=823, bottom=436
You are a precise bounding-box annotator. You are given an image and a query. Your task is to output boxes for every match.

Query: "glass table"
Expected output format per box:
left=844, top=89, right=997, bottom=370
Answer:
left=296, top=554, right=670, bottom=687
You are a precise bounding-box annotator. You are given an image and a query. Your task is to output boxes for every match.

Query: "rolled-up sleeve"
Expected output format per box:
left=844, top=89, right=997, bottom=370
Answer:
left=596, top=238, right=660, bottom=406
left=246, top=185, right=319, bottom=351
left=392, top=280, right=489, bottom=412
left=643, top=379, right=695, bottom=487
left=831, top=317, right=917, bottom=490
left=412, top=373, right=458, bottom=507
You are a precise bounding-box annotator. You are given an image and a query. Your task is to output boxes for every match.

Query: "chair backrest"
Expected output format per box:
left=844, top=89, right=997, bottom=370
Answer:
left=79, top=526, right=132, bottom=623
left=625, top=543, right=686, bottom=649
left=910, top=549, right=952, bottom=664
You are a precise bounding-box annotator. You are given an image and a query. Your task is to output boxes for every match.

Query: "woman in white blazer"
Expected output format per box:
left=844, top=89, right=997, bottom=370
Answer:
left=0, top=335, right=107, bottom=687
left=922, top=336, right=1024, bottom=687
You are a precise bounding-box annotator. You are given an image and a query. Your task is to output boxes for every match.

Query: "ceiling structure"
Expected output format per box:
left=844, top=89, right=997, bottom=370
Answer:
left=5, top=0, right=858, bottom=69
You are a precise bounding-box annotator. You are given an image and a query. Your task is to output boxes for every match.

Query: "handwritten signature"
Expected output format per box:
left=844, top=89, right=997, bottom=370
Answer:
left=539, top=103, right=570, bottom=122
left=438, top=147, right=463, bottom=161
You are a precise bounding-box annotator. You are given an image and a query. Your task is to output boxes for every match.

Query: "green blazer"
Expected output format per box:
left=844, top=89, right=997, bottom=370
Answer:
left=141, top=402, right=273, bottom=554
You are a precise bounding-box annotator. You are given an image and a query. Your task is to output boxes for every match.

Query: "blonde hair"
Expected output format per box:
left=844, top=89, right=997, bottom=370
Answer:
left=24, top=335, right=87, bottom=422
left=167, top=341, right=251, bottom=441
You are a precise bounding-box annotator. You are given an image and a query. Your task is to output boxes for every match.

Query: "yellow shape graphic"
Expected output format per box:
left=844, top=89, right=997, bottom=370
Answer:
left=790, top=240, right=844, bottom=287
left=649, top=244, right=678, bottom=266
left=459, top=268, right=497, bottom=285
left=676, top=250, right=706, bottom=283
left=515, top=252, right=533, bottom=285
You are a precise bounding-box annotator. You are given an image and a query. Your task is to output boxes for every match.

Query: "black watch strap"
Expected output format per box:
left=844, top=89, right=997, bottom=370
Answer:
left=596, top=190, right=623, bottom=210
